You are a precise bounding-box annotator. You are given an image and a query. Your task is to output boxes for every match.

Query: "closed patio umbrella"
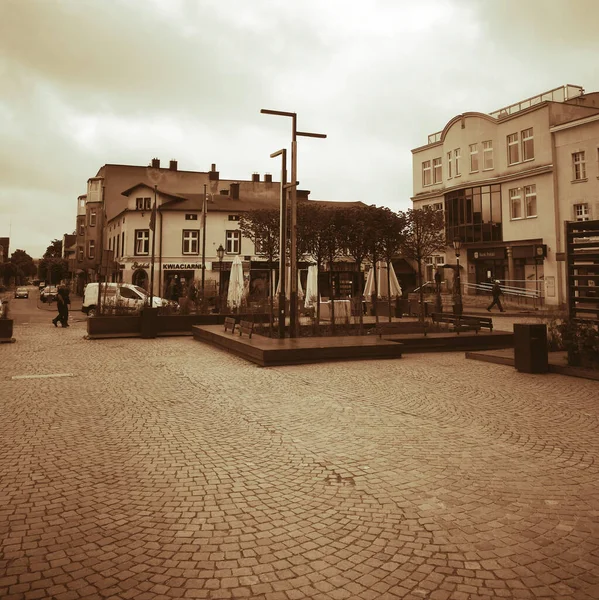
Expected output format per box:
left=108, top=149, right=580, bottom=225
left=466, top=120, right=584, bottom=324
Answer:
left=227, top=255, right=245, bottom=309
left=275, top=265, right=304, bottom=300
left=363, top=260, right=402, bottom=299
left=304, top=264, right=318, bottom=308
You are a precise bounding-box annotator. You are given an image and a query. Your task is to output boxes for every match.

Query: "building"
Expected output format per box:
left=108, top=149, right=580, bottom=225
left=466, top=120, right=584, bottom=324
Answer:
left=73, top=159, right=368, bottom=301
left=411, top=84, right=599, bottom=306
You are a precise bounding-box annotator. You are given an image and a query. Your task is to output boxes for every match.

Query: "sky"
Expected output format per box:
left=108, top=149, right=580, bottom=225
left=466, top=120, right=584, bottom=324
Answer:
left=1, top=0, right=599, bottom=259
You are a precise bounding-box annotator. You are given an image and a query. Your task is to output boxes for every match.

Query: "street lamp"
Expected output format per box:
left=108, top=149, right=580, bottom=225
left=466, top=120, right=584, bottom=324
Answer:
left=453, top=237, right=463, bottom=317
left=261, top=108, right=326, bottom=338
left=270, top=148, right=287, bottom=339
left=217, top=244, right=225, bottom=313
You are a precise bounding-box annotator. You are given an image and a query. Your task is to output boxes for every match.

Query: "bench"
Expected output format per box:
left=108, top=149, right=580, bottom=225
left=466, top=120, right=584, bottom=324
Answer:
left=238, top=319, right=254, bottom=338
left=375, top=321, right=428, bottom=337
left=431, top=313, right=481, bottom=334
left=224, top=317, right=236, bottom=333
left=460, top=314, right=493, bottom=332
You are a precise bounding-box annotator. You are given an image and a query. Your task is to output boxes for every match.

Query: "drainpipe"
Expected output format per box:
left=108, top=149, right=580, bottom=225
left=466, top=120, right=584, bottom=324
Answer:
left=159, top=209, right=163, bottom=297
left=550, top=129, right=564, bottom=307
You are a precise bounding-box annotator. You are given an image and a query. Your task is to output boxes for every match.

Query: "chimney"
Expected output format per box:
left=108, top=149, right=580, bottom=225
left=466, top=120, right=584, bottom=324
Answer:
left=151, top=158, right=160, bottom=168
left=230, top=182, right=240, bottom=199
left=264, top=173, right=272, bottom=183
left=209, top=163, right=219, bottom=181
left=252, top=172, right=260, bottom=182
left=297, top=189, right=310, bottom=200
left=169, top=159, right=178, bottom=171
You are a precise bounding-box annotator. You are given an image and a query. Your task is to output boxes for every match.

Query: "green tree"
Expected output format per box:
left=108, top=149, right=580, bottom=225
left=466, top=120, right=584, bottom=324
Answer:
left=400, top=206, right=446, bottom=322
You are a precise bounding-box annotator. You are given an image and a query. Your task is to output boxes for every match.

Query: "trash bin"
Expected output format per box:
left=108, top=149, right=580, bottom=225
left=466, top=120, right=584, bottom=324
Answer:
left=513, top=323, right=548, bottom=373
left=141, top=307, right=159, bottom=339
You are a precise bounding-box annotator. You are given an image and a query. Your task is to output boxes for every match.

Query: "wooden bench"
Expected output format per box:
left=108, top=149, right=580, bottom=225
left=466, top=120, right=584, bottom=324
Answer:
left=431, top=313, right=480, bottom=334
left=460, top=314, right=493, bottom=332
left=238, top=319, right=254, bottom=338
left=224, top=317, right=236, bottom=334
left=375, top=321, right=428, bottom=337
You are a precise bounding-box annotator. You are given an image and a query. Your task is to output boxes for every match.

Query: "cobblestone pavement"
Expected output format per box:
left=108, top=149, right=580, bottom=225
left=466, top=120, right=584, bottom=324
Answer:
left=1, top=320, right=598, bottom=600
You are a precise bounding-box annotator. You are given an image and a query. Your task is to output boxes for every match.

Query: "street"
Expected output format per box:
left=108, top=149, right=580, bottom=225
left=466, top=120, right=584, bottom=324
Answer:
left=0, top=316, right=598, bottom=599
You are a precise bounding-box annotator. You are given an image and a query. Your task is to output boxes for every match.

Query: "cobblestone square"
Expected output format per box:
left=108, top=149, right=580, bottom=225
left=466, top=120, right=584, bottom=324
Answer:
left=1, top=321, right=598, bottom=599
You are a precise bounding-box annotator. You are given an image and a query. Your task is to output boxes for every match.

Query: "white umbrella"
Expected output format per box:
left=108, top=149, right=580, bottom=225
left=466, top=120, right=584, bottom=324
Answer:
left=227, top=255, right=245, bottom=309
left=304, top=264, right=319, bottom=308
left=363, top=260, right=402, bottom=300
left=275, top=265, right=304, bottom=300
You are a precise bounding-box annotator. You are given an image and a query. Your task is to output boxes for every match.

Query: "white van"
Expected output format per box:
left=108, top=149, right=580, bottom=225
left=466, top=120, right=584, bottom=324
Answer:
left=82, top=283, right=174, bottom=316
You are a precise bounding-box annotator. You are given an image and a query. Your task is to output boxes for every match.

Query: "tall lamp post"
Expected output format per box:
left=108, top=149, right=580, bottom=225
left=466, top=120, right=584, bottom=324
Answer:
left=216, top=244, right=225, bottom=313
left=260, top=108, right=326, bottom=338
left=453, top=237, right=463, bottom=317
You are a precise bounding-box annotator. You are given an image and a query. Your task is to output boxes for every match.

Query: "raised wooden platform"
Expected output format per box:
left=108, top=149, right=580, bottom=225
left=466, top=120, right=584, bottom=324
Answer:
left=193, top=325, right=404, bottom=367
left=192, top=325, right=514, bottom=367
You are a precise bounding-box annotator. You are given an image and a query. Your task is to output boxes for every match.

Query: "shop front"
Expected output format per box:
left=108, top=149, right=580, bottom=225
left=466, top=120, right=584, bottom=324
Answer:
left=469, top=248, right=507, bottom=293
left=162, top=262, right=202, bottom=301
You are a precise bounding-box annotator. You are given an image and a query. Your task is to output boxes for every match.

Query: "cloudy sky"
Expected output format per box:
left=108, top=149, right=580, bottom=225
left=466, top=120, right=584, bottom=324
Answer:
left=1, top=0, right=599, bottom=258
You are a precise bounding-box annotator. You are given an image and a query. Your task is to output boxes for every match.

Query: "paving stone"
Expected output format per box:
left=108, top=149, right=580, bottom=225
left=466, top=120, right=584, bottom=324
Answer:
left=1, top=320, right=598, bottom=599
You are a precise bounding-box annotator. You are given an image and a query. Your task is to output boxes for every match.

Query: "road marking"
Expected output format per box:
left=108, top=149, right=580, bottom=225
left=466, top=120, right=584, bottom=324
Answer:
left=11, top=373, right=75, bottom=380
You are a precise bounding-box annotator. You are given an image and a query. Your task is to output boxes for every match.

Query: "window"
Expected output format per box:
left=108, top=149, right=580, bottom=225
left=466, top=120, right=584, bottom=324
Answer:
left=454, top=149, right=461, bottom=176
left=433, top=158, right=442, bottom=183
left=572, top=152, right=586, bottom=180
left=78, top=246, right=84, bottom=262
left=116, top=234, right=120, bottom=258
left=524, top=185, right=537, bottom=217
left=182, top=230, right=200, bottom=254
left=89, top=210, right=97, bottom=227
left=574, top=203, right=590, bottom=221
left=422, top=160, right=432, bottom=186
left=87, top=240, right=95, bottom=259
left=135, top=197, right=151, bottom=210
left=226, top=230, right=241, bottom=254
left=522, top=128, right=534, bottom=161
left=507, top=133, right=520, bottom=165
left=135, top=230, right=150, bottom=255
left=433, top=202, right=443, bottom=211
left=185, top=214, right=198, bottom=221
left=483, top=141, right=494, bottom=170
left=121, top=232, right=125, bottom=257
left=510, top=188, right=522, bottom=219
left=228, top=215, right=240, bottom=221
left=469, top=144, right=479, bottom=172
left=447, top=151, right=453, bottom=179
left=78, top=222, right=84, bottom=236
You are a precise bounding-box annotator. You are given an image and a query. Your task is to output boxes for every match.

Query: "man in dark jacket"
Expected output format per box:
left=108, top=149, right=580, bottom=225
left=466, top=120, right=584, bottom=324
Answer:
left=487, top=280, right=505, bottom=313
left=52, top=286, right=71, bottom=327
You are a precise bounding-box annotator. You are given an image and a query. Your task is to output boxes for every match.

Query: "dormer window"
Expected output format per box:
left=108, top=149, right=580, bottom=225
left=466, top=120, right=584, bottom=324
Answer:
left=136, top=197, right=151, bottom=210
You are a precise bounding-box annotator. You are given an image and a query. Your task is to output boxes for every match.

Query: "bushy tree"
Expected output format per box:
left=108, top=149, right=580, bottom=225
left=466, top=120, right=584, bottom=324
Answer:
left=38, top=239, right=68, bottom=285
left=400, top=206, right=445, bottom=321
left=10, top=249, right=37, bottom=284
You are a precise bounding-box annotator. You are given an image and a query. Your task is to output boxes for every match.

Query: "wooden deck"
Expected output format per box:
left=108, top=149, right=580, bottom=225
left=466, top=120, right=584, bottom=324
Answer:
left=192, top=325, right=514, bottom=367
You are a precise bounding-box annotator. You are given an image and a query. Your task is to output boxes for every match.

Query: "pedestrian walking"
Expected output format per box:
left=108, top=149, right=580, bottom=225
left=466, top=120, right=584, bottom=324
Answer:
left=52, top=286, right=71, bottom=327
left=487, top=280, right=505, bottom=312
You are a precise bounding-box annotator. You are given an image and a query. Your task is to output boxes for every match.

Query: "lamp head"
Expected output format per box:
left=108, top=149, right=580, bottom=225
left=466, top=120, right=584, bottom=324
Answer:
left=452, top=237, right=462, bottom=256
left=217, top=244, right=225, bottom=261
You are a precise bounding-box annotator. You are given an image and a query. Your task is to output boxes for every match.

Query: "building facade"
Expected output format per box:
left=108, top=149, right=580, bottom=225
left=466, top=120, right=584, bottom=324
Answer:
left=411, top=84, right=599, bottom=306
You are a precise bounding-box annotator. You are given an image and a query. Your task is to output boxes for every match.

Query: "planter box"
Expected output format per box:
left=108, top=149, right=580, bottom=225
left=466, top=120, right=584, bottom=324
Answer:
left=87, top=313, right=272, bottom=339
left=0, top=318, right=14, bottom=342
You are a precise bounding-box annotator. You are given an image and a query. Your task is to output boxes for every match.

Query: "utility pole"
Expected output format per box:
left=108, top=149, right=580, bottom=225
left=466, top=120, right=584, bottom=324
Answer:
left=201, top=184, right=207, bottom=299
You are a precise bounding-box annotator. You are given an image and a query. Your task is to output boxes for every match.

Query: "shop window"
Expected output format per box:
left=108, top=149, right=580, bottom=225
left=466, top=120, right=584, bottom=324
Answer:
left=182, top=230, right=199, bottom=254
left=135, top=230, right=149, bottom=255
left=226, top=230, right=241, bottom=254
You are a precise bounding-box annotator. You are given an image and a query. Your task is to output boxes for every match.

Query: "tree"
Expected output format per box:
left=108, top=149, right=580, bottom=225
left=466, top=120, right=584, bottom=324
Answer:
left=239, top=208, right=280, bottom=330
left=10, top=249, right=37, bottom=282
left=400, top=206, right=446, bottom=321
left=39, top=239, right=68, bottom=285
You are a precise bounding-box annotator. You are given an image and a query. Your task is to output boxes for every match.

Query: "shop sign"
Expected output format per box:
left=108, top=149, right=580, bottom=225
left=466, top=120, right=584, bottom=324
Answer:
left=472, top=248, right=505, bottom=260
left=131, top=261, right=150, bottom=269
left=163, top=263, right=202, bottom=270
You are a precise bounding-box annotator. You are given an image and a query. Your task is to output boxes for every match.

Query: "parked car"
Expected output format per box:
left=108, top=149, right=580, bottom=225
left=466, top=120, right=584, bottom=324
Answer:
left=14, top=287, right=29, bottom=299
left=82, top=283, right=175, bottom=317
left=40, top=286, right=58, bottom=303
left=38, top=281, right=46, bottom=290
